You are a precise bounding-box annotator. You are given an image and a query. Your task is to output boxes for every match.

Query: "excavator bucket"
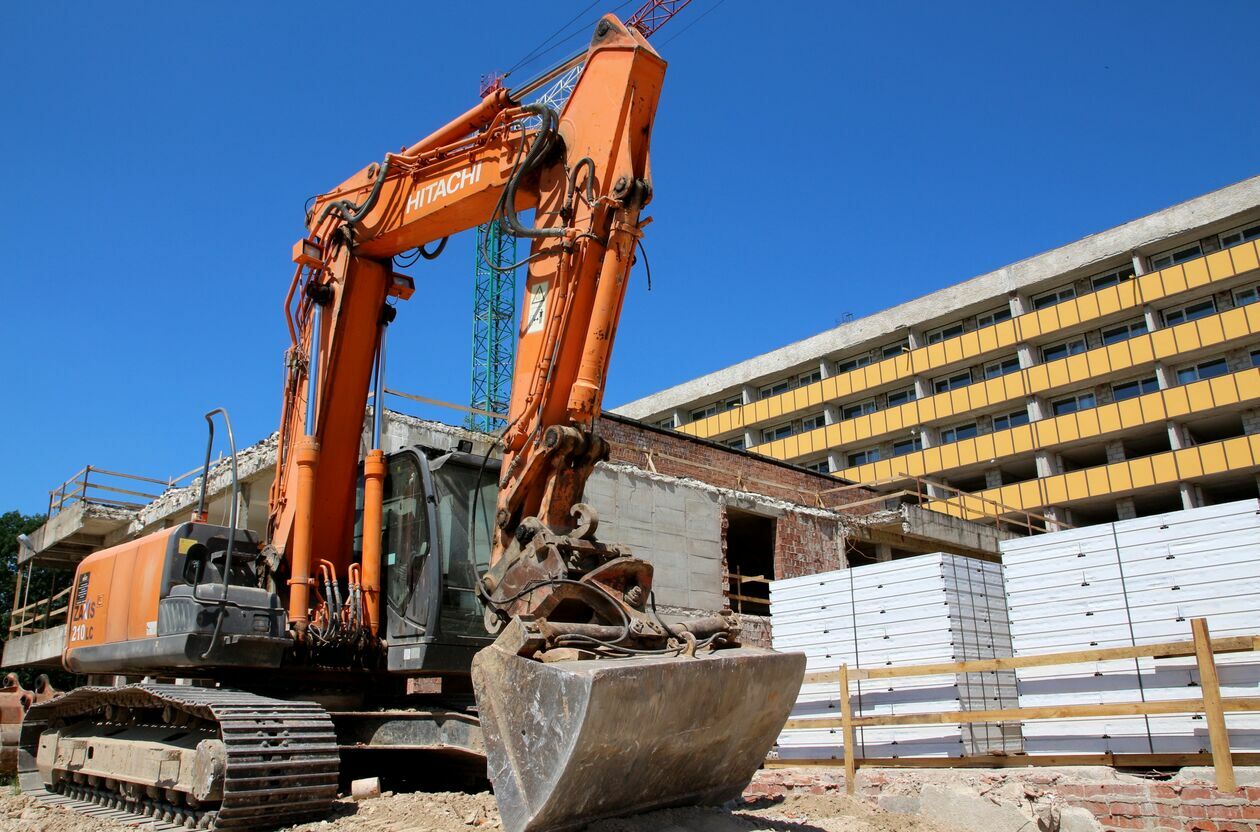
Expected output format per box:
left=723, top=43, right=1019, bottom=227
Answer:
left=472, top=642, right=805, bottom=832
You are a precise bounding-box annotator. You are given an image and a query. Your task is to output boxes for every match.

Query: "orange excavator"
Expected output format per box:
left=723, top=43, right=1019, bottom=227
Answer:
left=18, top=15, right=804, bottom=832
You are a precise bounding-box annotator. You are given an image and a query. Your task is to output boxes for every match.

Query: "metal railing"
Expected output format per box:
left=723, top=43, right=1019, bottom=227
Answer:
left=821, top=473, right=1068, bottom=535
left=8, top=585, right=72, bottom=637
left=46, top=464, right=202, bottom=519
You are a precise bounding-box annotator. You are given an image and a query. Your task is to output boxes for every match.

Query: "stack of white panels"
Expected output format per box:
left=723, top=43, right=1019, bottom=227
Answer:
left=1001, top=499, right=1260, bottom=754
left=771, top=553, right=1022, bottom=761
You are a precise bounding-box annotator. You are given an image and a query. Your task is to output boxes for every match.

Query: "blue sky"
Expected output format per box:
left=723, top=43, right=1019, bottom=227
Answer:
left=2, top=1, right=1258, bottom=515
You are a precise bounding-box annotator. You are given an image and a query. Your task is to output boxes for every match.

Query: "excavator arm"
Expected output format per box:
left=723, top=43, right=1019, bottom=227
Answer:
left=264, top=15, right=804, bottom=832
left=269, top=16, right=661, bottom=635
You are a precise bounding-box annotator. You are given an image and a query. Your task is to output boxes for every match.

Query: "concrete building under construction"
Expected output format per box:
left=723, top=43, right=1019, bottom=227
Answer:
left=616, top=175, right=1260, bottom=529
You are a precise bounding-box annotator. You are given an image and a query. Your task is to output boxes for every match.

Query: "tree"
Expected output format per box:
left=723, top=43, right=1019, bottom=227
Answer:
left=0, top=510, right=46, bottom=637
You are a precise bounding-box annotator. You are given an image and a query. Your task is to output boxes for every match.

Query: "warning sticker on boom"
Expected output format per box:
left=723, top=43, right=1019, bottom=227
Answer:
left=525, top=281, right=548, bottom=334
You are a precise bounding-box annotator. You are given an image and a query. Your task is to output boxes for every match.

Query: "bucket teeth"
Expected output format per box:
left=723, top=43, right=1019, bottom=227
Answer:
left=473, top=639, right=805, bottom=832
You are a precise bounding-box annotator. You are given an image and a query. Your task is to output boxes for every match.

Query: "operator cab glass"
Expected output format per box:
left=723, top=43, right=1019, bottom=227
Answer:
left=429, top=457, right=495, bottom=639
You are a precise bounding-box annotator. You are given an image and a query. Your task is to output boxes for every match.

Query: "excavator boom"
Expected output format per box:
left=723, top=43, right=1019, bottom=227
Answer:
left=23, top=14, right=805, bottom=832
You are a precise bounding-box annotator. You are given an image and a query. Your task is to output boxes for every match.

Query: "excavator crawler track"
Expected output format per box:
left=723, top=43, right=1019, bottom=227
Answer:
left=19, top=684, right=339, bottom=831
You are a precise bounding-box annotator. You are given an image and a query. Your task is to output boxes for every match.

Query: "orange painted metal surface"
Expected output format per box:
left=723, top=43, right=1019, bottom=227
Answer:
left=63, top=526, right=177, bottom=658
left=263, top=14, right=663, bottom=633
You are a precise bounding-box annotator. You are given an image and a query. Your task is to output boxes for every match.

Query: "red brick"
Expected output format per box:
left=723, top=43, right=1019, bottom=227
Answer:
left=1104, top=816, right=1149, bottom=829
left=1187, top=821, right=1219, bottom=832
left=1213, top=823, right=1253, bottom=832
left=1110, top=802, right=1149, bottom=817
left=1181, top=788, right=1217, bottom=801
left=1242, top=806, right=1260, bottom=821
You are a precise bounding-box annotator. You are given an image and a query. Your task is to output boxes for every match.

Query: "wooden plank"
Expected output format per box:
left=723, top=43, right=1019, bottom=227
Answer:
left=764, top=752, right=1260, bottom=770
left=1193, top=619, right=1236, bottom=792
left=783, top=696, right=1260, bottom=730
left=799, top=635, right=1260, bottom=685
left=839, top=665, right=855, bottom=795
left=726, top=592, right=770, bottom=605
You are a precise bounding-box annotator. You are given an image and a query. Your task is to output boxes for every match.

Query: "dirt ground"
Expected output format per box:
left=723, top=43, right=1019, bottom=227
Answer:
left=0, top=785, right=963, bottom=832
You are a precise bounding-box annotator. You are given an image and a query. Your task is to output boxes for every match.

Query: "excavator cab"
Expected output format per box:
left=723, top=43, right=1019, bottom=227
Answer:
left=363, top=447, right=496, bottom=674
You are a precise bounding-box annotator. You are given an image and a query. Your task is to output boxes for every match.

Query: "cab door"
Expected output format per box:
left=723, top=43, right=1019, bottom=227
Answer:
left=376, top=449, right=438, bottom=640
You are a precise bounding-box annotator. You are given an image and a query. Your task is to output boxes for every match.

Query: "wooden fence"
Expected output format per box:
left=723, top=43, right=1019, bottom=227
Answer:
left=778, top=618, right=1259, bottom=793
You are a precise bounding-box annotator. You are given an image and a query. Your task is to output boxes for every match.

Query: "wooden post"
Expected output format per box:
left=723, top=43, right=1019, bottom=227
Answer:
left=1191, top=618, right=1235, bottom=792
left=839, top=663, right=856, bottom=794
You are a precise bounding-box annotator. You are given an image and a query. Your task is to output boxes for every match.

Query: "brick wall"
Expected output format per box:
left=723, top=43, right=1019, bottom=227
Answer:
left=1054, top=781, right=1260, bottom=831
left=597, top=414, right=879, bottom=514
left=775, top=513, right=846, bottom=579
left=747, top=767, right=1260, bottom=832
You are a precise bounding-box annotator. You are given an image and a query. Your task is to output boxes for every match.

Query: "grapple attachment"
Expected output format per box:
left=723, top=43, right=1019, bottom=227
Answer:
left=472, top=640, right=805, bottom=832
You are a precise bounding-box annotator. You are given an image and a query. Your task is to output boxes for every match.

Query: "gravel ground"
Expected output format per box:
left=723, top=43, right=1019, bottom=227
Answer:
left=0, top=785, right=962, bottom=832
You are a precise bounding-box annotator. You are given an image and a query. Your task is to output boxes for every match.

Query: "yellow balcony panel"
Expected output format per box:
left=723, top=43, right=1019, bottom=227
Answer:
left=1132, top=394, right=1165, bottom=426
left=1034, top=418, right=1060, bottom=447
left=1205, top=249, right=1238, bottom=282
left=1229, top=240, right=1260, bottom=275
left=941, top=337, right=965, bottom=367
left=992, top=318, right=1019, bottom=348
left=973, top=433, right=997, bottom=462
left=1173, top=446, right=1202, bottom=479
left=1057, top=299, right=1083, bottom=329
left=1042, top=360, right=1070, bottom=390
left=1149, top=327, right=1180, bottom=359
left=1122, top=335, right=1155, bottom=367
left=822, top=376, right=841, bottom=401
left=1238, top=367, right=1260, bottom=401
left=1109, top=461, right=1133, bottom=493
left=1152, top=453, right=1181, bottom=482
left=1195, top=314, right=1226, bottom=348
left=1129, top=457, right=1157, bottom=490
left=1162, top=386, right=1192, bottom=418
left=1226, top=305, right=1256, bottom=337
left=1097, top=405, right=1123, bottom=435
left=1017, top=480, right=1043, bottom=511
left=883, top=406, right=906, bottom=435
left=779, top=436, right=798, bottom=459
left=922, top=446, right=943, bottom=472
left=1085, top=466, right=1112, bottom=495
left=862, top=411, right=884, bottom=439
left=1075, top=292, right=1101, bottom=323
left=1196, top=441, right=1230, bottom=475
left=752, top=400, right=769, bottom=424
left=1183, top=257, right=1211, bottom=289
left=1158, top=263, right=1190, bottom=298
left=1000, top=372, right=1027, bottom=400
left=976, top=326, right=1000, bottom=354
left=1086, top=348, right=1113, bottom=378
left=840, top=421, right=860, bottom=446
left=937, top=443, right=962, bottom=470
left=1076, top=408, right=1101, bottom=438
left=1010, top=427, right=1035, bottom=454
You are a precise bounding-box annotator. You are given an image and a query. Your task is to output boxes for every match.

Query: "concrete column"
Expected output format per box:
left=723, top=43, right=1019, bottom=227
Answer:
left=741, top=384, right=758, bottom=405
left=744, top=429, right=759, bottom=449
left=913, top=376, right=932, bottom=401
left=1142, top=304, right=1159, bottom=333
left=1105, top=440, right=1126, bottom=464
left=1167, top=420, right=1190, bottom=450
left=1131, top=251, right=1147, bottom=276
left=874, top=543, right=893, bottom=563
left=916, top=426, right=935, bottom=450
left=1016, top=343, right=1037, bottom=369
left=1009, top=292, right=1028, bottom=317
left=818, top=358, right=833, bottom=379
left=984, top=468, right=1003, bottom=489
left=823, top=403, right=841, bottom=426
left=1027, top=396, right=1048, bottom=422
left=827, top=450, right=845, bottom=474
left=1155, top=362, right=1175, bottom=390
left=1179, top=483, right=1202, bottom=511
left=1116, top=497, right=1137, bottom=520
left=670, top=408, right=686, bottom=427
left=906, top=328, right=925, bottom=350
left=1042, top=505, right=1068, bottom=533
left=1242, top=408, right=1260, bottom=436
left=1035, top=450, right=1062, bottom=478
left=235, top=482, right=251, bottom=532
